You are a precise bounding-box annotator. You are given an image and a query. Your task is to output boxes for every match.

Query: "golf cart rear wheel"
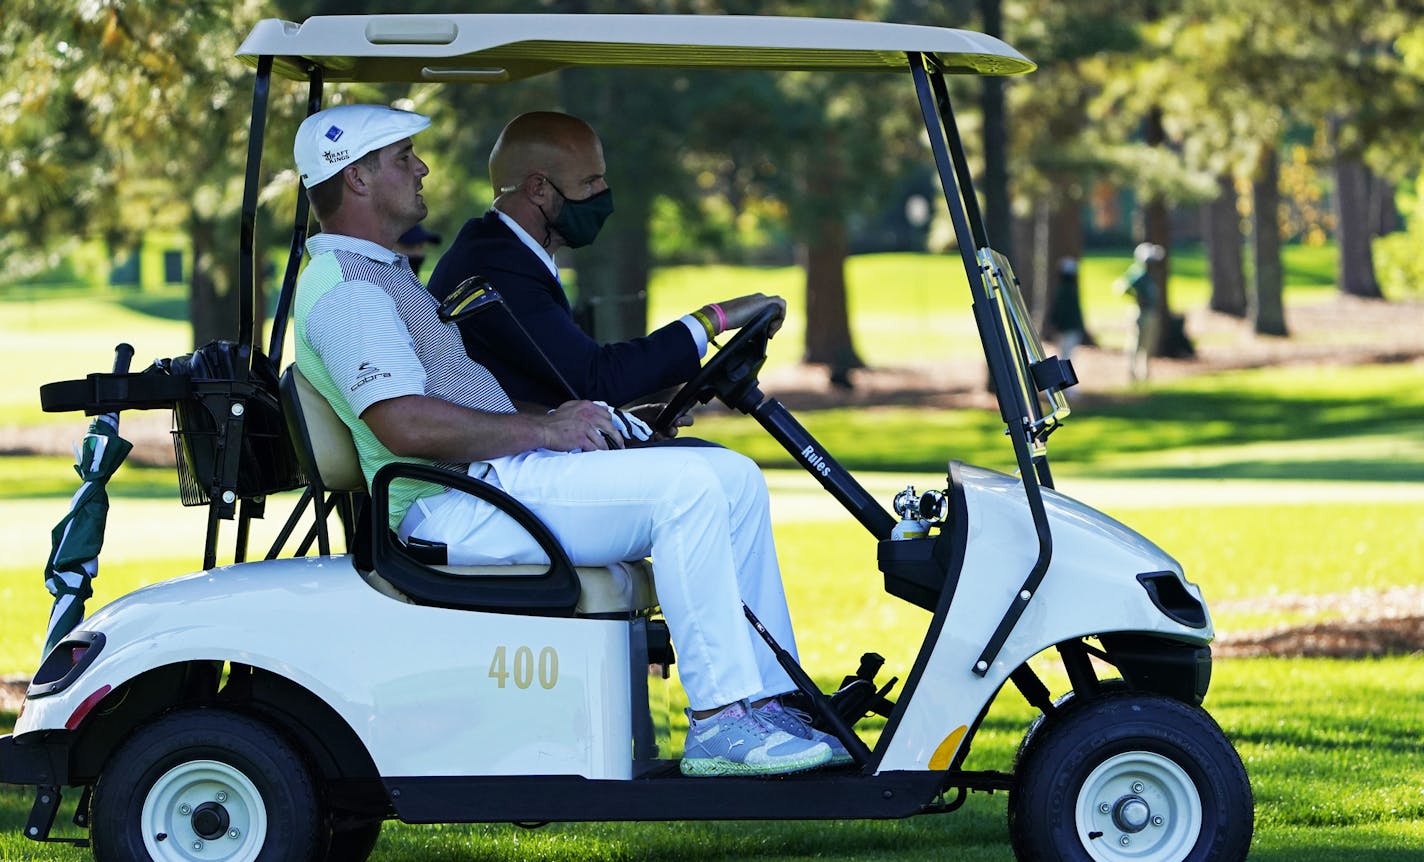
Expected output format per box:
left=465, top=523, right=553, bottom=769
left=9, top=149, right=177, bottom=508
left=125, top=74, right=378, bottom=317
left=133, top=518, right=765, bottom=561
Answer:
left=91, top=708, right=323, bottom=862
left=1008, top=693, right=1251, bottom=862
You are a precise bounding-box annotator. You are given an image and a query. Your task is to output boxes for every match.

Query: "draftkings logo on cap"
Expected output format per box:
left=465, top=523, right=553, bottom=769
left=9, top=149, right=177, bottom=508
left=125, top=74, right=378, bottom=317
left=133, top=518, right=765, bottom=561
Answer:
left=294, top=105, right=430, bottom=188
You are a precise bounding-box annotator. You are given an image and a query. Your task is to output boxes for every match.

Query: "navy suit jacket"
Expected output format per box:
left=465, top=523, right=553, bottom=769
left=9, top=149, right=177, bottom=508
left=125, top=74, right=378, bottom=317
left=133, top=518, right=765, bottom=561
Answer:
left=426, top=211, right=700, bottom=408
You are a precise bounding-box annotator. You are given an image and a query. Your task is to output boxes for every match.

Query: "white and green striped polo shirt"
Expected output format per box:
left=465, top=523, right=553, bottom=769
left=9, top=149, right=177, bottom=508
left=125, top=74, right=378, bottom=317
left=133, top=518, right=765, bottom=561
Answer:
left=294, top=233, right=516, bottom=528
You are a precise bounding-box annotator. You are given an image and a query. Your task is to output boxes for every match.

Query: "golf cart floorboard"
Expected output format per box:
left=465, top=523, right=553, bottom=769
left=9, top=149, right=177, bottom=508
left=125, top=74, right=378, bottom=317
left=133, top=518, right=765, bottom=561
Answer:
left=386, top=767, right=963, bottom=822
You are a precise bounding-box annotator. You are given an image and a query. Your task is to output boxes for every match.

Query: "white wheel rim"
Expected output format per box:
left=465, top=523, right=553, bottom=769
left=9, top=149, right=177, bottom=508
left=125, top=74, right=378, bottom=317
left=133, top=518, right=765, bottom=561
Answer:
left=1073, top=750, right=1203, bottom=862
left=140, top=759, right=268, bottom=862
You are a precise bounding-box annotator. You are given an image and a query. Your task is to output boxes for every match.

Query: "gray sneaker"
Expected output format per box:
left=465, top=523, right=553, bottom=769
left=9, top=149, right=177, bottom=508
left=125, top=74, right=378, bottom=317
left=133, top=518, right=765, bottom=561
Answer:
left=757, top=698, right=856, bottom=767
left=681, top=700, right=832, bottom=777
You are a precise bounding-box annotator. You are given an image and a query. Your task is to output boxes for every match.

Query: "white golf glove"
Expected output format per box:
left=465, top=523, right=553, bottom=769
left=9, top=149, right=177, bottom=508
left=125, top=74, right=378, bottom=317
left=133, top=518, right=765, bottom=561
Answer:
left=595, top=401, right=653, bottom=443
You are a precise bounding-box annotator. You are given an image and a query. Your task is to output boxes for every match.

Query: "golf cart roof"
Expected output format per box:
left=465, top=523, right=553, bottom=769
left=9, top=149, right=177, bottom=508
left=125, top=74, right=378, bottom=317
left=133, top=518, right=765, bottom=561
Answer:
left=235, top=13, right=1034, bottom=84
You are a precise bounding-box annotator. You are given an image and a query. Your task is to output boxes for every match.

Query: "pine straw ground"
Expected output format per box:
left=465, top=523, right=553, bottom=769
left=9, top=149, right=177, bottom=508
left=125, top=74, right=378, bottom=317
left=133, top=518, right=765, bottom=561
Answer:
left=1, top=296, right=1420, bottom=706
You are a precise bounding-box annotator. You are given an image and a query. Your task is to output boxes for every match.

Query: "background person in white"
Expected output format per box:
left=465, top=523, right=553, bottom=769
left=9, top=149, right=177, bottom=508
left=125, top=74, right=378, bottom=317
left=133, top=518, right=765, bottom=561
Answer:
left=291, top=104, right=840, bottom=776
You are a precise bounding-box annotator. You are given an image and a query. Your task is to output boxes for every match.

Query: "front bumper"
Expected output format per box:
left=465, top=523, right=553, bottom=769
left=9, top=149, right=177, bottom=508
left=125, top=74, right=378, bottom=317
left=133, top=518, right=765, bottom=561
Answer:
left=0, top=731, right=73, bottom=786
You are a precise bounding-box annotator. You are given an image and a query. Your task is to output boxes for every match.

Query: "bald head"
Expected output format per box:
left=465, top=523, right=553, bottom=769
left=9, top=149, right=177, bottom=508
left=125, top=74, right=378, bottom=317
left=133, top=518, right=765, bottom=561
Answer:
left=490, top=112, right=601, bottom=192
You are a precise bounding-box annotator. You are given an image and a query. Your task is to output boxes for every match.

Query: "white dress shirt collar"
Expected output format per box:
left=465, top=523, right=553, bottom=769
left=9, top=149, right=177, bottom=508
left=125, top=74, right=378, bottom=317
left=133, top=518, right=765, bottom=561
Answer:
left=492, top=207, right=559, bottom=281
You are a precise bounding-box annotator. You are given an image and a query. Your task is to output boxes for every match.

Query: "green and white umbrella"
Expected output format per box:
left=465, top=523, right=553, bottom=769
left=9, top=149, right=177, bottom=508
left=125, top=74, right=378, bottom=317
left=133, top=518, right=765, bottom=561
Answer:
left=42, top=411, right=132, bottom=658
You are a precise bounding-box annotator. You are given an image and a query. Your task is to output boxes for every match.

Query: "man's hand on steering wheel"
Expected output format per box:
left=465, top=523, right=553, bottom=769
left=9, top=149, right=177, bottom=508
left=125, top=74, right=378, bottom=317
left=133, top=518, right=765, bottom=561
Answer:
left=699, top=294, right=786, bottom=339
left=654, top=302, right=782, bottom=436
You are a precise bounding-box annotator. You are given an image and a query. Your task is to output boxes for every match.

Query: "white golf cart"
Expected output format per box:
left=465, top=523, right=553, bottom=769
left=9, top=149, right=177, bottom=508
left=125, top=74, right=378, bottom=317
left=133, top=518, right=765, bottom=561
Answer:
left=1, top=13, right=1252, bottom=862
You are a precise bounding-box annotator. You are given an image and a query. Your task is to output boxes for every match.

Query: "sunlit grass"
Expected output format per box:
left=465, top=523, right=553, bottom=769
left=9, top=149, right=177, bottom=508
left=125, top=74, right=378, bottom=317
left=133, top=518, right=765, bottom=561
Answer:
left=4, top=657, right=1419, bottom=860
left=0, top=293, right=192, bottom=427
left=2, top=243, right=1420, bottom=859
left=689, top=361, right=1424, bottom=480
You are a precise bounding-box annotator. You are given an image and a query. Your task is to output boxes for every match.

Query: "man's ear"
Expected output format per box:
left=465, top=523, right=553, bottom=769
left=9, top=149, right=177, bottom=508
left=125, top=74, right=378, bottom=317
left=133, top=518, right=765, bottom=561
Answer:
left=343, top=162, right=371, bottom=197
left=524, top=173, right=551, bottom=203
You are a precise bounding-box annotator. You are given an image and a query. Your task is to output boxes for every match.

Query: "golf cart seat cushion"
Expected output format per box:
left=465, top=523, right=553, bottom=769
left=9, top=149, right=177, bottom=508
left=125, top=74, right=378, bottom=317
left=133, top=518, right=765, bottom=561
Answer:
left=422, top=558, right=656, bottom=615
left=281, top=364, right=364, bottom=492
left=279, top=364, right=657, bottom=615
left=356, top=557, right=659, bottom=616
left=367, top=559, right=657, bottom=616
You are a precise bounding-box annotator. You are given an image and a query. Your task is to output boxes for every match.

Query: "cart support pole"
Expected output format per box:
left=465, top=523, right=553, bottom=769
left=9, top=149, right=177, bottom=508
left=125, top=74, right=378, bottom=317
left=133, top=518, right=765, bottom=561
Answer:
left=237, top=55, right=272, bottom=367
left=743, top=604, right=873, bottom=768
left=268, top=68, right=325, bottom=367
left=909, top=55, right=1054, bottom=676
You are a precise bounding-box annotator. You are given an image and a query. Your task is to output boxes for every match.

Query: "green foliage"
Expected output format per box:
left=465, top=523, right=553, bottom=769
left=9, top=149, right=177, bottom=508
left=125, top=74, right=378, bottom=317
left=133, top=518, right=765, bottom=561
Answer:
left=1373, top=232, right=1424, bottom=297
left=1372, top=173, right=1424, bottom=296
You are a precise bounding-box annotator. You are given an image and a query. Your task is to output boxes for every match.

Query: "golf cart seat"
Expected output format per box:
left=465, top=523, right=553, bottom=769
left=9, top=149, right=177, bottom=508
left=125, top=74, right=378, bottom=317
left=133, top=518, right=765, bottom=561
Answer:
left=279, top=364, right=657, bottom=618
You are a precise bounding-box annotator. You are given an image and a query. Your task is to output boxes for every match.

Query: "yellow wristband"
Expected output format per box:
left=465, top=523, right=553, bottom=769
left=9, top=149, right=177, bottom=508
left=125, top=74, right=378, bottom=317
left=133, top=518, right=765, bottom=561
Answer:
left=691, top=310, right=716, bottom=340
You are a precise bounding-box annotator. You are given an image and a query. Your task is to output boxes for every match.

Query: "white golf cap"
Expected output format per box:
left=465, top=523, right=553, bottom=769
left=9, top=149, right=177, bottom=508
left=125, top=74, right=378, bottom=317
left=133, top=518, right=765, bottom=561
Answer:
left=294, top=104, right=431, bottom=188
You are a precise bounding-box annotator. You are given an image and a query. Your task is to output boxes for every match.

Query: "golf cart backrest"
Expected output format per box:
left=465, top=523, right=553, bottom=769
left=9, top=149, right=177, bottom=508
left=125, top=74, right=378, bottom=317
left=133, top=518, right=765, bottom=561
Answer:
left=280, top=365, right=363, bottom=494
left=277, top=364, right=658, bottom=618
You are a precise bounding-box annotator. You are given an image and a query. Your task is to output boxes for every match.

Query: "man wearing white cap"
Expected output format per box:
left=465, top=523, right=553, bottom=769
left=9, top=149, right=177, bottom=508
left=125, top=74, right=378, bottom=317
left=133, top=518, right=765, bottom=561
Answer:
left=291, top=104, right=846, bottom=776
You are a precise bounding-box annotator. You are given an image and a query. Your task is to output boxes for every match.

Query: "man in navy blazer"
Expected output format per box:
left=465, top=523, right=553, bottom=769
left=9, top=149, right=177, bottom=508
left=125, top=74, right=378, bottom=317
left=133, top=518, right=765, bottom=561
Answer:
left=427, top=111, right=785, bottom=413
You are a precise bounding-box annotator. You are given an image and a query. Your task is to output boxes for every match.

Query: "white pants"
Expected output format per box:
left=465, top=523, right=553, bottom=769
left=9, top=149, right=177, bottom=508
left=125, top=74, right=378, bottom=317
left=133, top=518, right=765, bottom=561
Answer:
left=401, top=445, right=799, bottom=710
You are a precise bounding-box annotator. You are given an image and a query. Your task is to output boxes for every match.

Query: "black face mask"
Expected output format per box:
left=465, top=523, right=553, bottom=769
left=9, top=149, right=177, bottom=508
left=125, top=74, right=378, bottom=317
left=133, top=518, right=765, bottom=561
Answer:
left=544, top=180, right=614, bottom=248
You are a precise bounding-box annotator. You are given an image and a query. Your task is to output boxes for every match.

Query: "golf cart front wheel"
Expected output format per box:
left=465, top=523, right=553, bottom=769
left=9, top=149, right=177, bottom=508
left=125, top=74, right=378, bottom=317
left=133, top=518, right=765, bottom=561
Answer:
left=1008, top=693, right=1251, bottom=862
left=90, top=707, right=323, bottom=862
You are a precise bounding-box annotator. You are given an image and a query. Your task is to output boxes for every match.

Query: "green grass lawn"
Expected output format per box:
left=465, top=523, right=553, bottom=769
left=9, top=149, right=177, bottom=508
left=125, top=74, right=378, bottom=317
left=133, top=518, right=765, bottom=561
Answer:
left=645, top=245, right=1344, bottom=370
left=688, top=361, right=1424, bottom=481
left=4, top=656, right=1420, bottom=860
left=1, top=246, right=1420, bottom=859
left=0, top=243, right=1353, bottom=429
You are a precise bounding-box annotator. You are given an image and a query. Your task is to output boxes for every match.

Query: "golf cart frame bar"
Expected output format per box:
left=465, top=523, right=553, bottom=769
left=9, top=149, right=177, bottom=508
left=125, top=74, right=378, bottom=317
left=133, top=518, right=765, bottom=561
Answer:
left=236, top=14, right=1054, bottom=677
left=908, top=54, right=1058, bottom=675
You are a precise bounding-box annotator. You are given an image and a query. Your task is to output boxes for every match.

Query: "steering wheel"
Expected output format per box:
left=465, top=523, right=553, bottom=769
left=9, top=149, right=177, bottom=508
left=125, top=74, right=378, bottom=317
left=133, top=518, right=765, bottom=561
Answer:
left=653, top=304, right=781, bottom=436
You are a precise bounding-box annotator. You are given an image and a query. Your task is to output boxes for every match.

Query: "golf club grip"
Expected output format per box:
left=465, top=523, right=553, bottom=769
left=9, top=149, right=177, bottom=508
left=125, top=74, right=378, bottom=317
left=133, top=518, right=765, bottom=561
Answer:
left=112, top=343, right=135, bottom=374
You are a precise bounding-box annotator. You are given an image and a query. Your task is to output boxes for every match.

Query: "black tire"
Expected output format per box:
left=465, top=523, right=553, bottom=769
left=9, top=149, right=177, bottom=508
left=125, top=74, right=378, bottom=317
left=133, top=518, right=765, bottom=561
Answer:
left=1008, top=693, right=1252, bottom=862
left=325, top=818, right=383, bottom=862
left=91, top=708, right=323, bottom=862
left=1014, top=679, right=1132, bottom=772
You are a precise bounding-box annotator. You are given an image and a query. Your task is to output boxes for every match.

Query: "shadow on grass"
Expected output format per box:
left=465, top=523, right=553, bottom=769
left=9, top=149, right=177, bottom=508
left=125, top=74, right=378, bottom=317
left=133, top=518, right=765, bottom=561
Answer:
left=1089, top=458, right=1424, bottom=483
left=115, top=293, right=188, bottom=323
left=1250, top=849, right=1424, bottom=862
left=372, top=797, right=1011, bottom=862
left=724, top=383, right=1422, bottom=481
left=0, top=466, right=178, bottom=501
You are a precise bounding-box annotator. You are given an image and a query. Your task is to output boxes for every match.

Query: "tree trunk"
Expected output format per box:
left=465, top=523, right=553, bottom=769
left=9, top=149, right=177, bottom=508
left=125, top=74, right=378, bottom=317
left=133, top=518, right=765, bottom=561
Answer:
left=1030, top=201, right=1051, bottom=319
left=1329, top=118, right=1384, bottom=299
left=559, top=65, right=652, bottom=343
left=189, top=213, right=239, bottom=348
left=1369, top=171, right=1399, bottom=236
left=978, top=0, right=1011, bottom=261
left=1204, top=173, right=1247, bottom=317
left=569, top=192, right=650, bottom=344
left=1037, top=193, right=1085, bottom=336
left=1011, top=209, right=1036, bottom=309
left=1250, top=145, right=1287, bottom=336
left=1142, top=106, right=1193, bottom=358
left=801, top=217, right=862, bottom=386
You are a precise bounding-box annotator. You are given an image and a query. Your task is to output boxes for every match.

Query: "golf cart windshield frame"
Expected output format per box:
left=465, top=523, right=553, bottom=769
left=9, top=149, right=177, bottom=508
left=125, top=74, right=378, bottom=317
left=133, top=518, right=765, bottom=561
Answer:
left=236, top=13, right=1066, bottom=674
